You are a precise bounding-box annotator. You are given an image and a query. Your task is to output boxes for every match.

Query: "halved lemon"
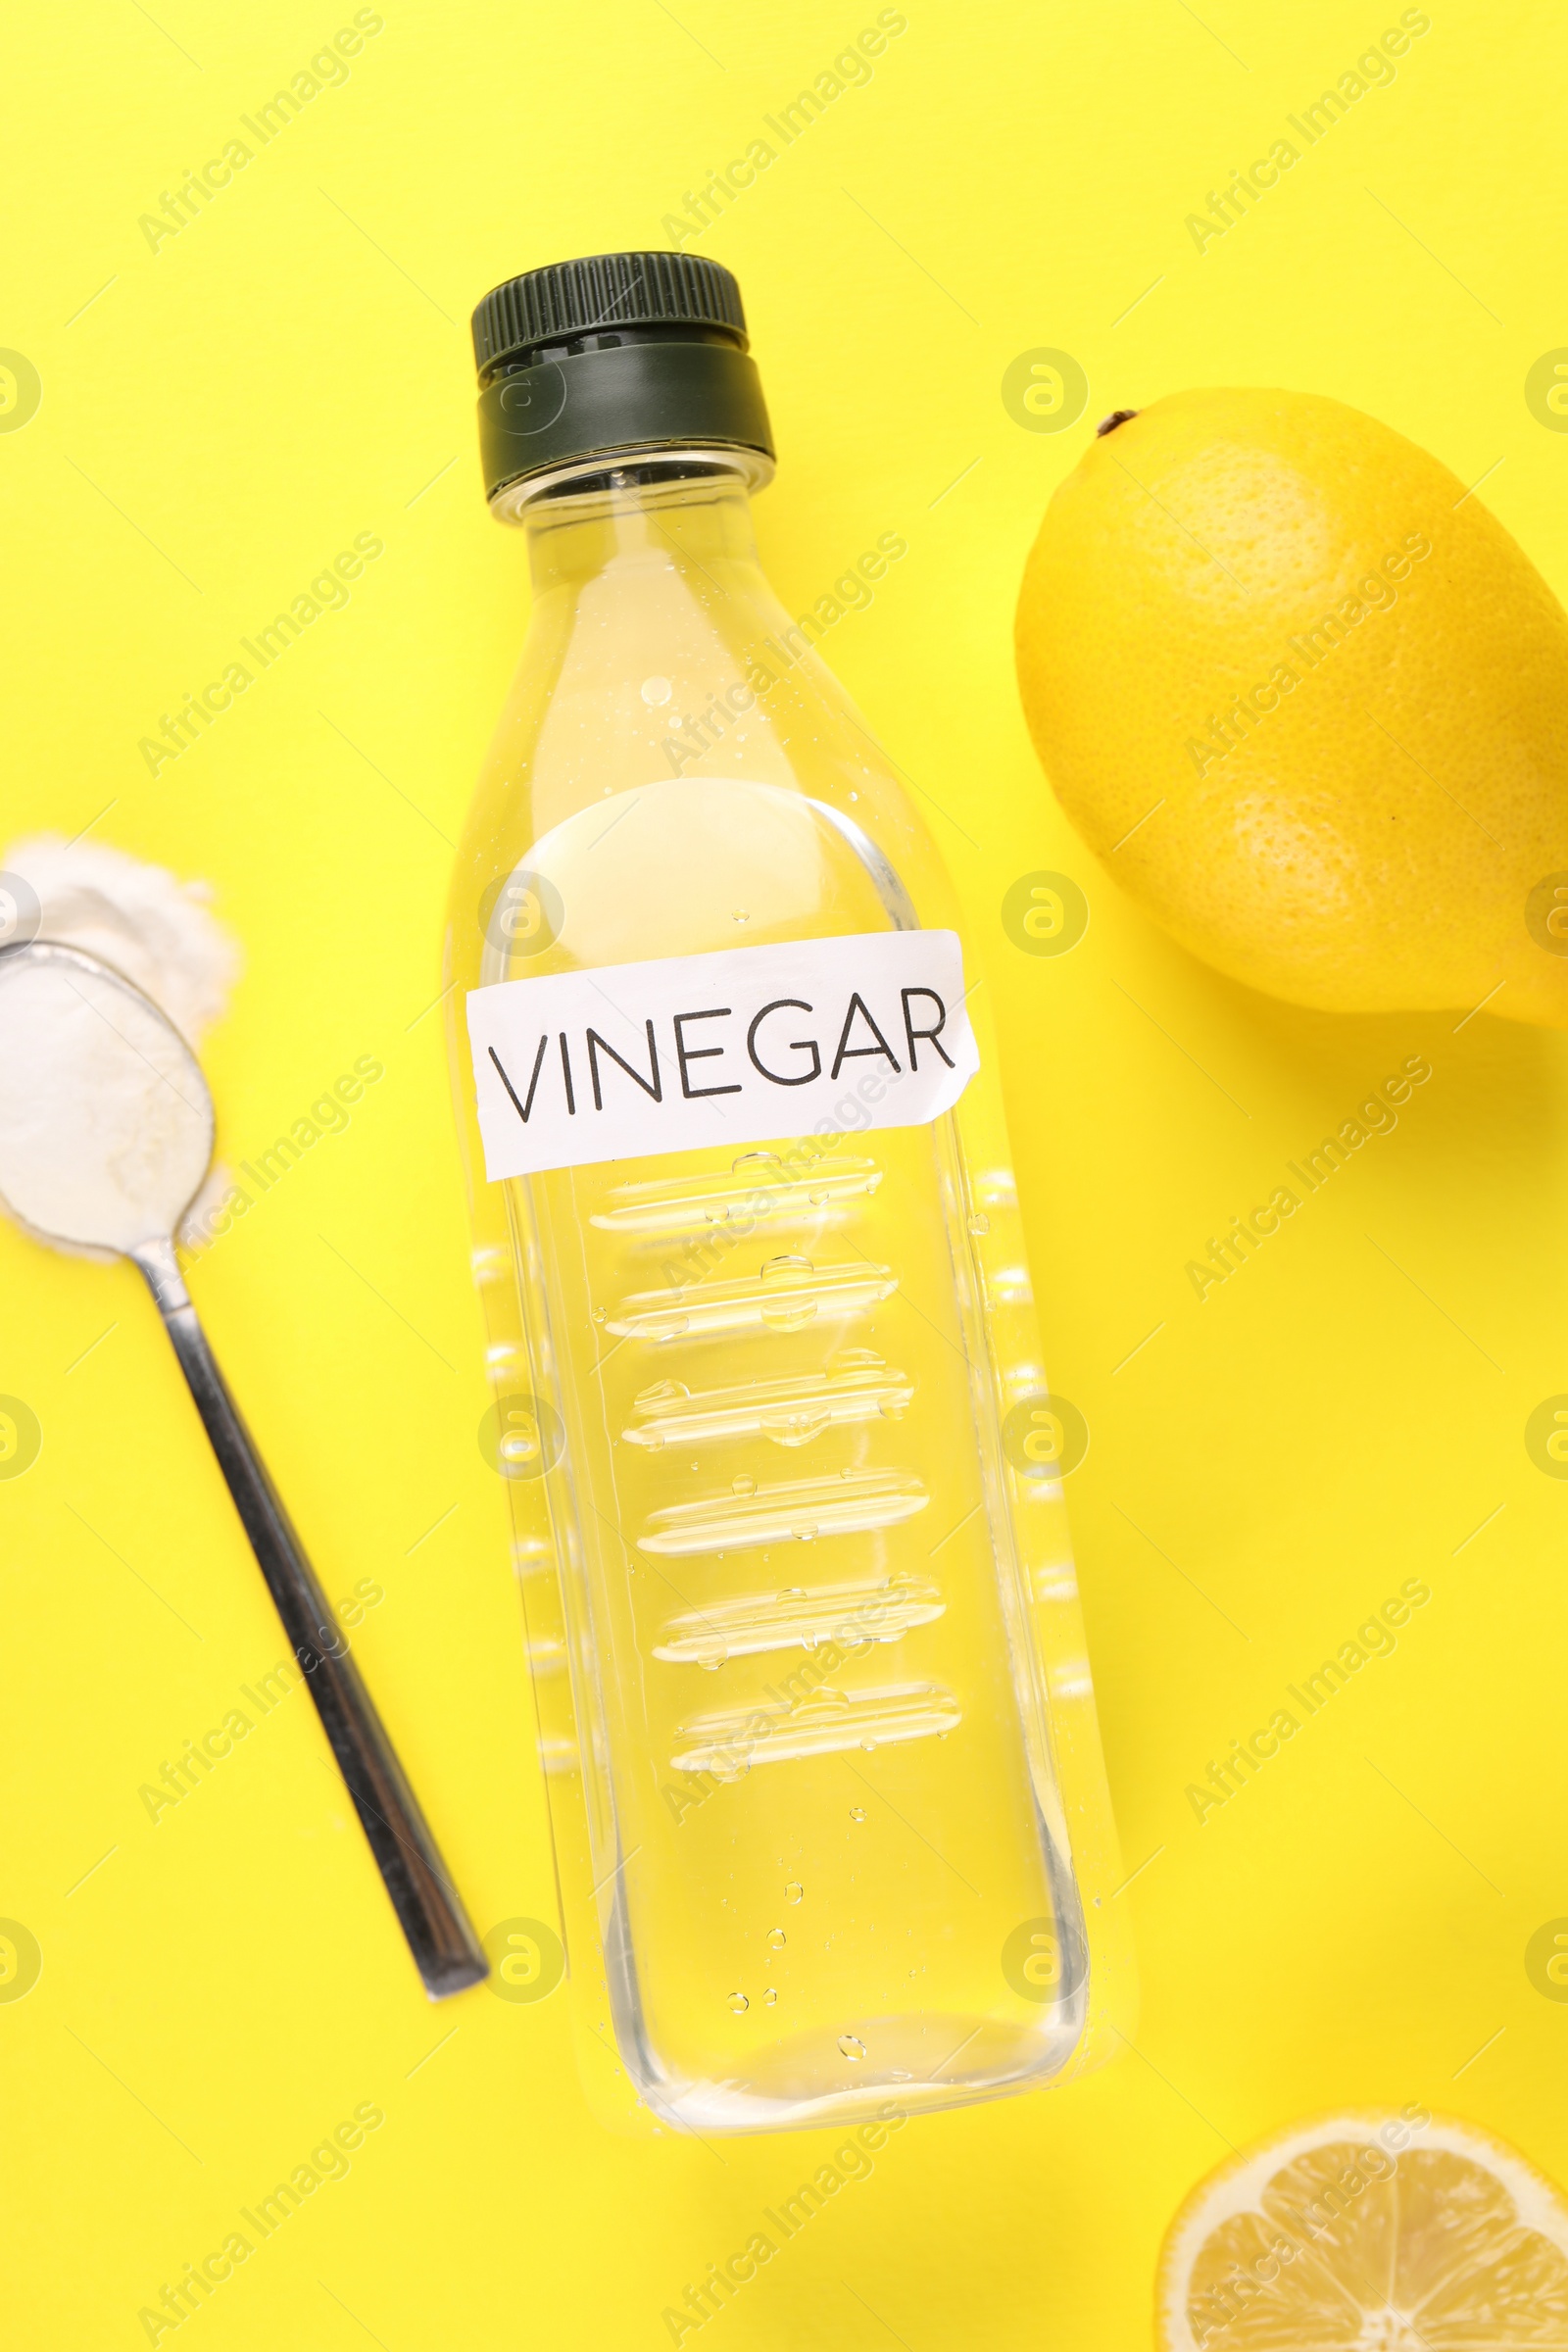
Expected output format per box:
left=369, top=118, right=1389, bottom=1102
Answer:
left=1157, top=2110, right=1568, bottom=2349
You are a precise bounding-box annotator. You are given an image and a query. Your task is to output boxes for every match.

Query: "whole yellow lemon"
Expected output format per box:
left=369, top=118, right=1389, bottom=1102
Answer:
left=1014, top=389, right=1568, bottom=1024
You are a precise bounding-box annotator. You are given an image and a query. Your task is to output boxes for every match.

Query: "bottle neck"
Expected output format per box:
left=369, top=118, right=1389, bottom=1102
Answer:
left=510, top=456, right=765, bottom=599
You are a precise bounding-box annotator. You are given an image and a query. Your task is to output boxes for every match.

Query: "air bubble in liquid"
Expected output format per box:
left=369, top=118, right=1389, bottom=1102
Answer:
left=733, top=1475, right=757, bottom=1496
left=766, top=1928, right=786, bottom=1949
left=760, top=1255, right=818, bottom=1328
left=764, top=1987, right=778, bottom=2007
left=728, top=1992, right=749, bottom=2014
left=838, top=2034, right=865, bottom=2061
left=785, top=1881, right=804, bottom=1904
left=850, top=1806, right=866, bottom=1822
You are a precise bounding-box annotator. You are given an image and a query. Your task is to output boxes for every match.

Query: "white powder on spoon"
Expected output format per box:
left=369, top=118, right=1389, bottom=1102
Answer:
left=0, top=835, right=241, bottom=1250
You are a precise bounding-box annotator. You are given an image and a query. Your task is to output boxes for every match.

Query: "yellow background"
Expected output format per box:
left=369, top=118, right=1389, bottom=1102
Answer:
left=2, top=2, right=1566, bottom=2342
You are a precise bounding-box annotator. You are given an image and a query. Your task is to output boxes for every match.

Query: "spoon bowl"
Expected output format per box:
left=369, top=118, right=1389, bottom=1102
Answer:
left=0, top=940, right=212, bottom=1255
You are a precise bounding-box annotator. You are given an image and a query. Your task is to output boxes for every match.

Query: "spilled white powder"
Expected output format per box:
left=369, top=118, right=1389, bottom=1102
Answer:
left=1, top=834, right=239, bottom=1046
left=0, top=836, right=241, bottom=1251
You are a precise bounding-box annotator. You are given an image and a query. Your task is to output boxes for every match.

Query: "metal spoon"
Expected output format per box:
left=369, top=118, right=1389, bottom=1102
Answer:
left=0, top=939, right=487, bottom=2000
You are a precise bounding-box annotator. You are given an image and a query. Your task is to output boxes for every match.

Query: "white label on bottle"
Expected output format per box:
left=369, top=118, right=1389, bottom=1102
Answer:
left=466, top=929, right=978, bottom=1180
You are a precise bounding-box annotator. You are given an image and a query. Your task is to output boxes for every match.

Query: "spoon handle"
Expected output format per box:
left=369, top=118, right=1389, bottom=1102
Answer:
left=132, top=1240, right=488, bottom=2001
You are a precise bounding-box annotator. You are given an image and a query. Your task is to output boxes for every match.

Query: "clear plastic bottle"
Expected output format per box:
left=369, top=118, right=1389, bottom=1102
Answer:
left=445, top=254, right=1132, bottom=2134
